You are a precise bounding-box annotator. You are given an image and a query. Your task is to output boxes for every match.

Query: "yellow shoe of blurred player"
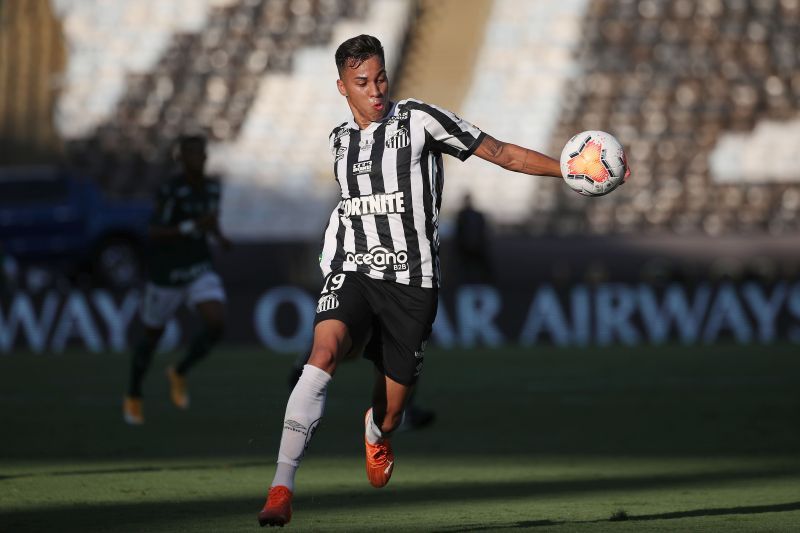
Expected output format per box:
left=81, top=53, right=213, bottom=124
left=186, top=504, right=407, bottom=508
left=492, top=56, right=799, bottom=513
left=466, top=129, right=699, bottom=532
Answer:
left=166, top=366, right=190, bottom=409
left=123, top=396, right=144, bottom=425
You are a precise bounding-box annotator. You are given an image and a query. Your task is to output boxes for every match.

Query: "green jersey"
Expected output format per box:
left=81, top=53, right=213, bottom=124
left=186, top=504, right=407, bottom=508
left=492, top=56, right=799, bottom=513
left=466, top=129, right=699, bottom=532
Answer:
left=147, top=174, right=221, bottom=286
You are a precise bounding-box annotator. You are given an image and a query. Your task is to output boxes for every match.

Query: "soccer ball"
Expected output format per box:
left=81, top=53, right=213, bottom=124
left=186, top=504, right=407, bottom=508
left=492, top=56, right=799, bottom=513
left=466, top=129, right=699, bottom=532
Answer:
left=560, top=130, right=628, bottom=196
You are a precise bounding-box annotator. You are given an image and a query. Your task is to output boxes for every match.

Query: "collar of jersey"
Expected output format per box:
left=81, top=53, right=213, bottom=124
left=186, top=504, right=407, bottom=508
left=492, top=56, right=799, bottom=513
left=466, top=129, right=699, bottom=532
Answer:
left=346, top=101, right=398, bottom=133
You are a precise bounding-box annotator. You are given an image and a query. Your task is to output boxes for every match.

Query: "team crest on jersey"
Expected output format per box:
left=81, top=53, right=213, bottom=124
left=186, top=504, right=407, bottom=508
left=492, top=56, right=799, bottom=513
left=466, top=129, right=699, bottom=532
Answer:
left=385, top=127, right=410, bottom=149
left=334, top=146, right=346, bottom=162
left=352, top=160, right=372, bottom=175
left=359, top=138, right=374, bottom=151
left=316, top=293, right=339, bottom=313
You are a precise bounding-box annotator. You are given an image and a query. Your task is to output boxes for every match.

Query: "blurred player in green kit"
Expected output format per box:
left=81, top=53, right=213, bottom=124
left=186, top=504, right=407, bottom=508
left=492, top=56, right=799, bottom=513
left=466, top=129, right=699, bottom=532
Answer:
left=123, top=135, right=232, bottom=425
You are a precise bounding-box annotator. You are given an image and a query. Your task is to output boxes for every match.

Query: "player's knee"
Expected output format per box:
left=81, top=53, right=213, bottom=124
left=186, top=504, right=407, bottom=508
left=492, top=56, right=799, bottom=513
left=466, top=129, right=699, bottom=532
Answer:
left=308, top=346, right=338, bottom=374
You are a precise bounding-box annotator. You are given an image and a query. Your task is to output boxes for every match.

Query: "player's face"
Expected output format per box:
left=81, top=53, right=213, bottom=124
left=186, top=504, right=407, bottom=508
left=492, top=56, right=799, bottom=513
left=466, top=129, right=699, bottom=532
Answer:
left=337, top=55, right=389, bottom=128
left=179, top=142, right=206, bottom=175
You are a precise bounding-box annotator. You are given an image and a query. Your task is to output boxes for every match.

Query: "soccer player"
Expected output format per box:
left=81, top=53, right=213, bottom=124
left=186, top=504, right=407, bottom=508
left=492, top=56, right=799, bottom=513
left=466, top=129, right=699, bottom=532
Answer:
left=123, top=135, right=231, bottom=425
left=257, top=34, right=628, bottom=526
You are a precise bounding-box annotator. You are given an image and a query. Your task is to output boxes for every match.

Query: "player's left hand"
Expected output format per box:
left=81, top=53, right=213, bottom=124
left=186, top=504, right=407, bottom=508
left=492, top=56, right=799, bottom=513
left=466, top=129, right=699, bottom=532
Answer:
left=622, top=152, right=631, bottom=181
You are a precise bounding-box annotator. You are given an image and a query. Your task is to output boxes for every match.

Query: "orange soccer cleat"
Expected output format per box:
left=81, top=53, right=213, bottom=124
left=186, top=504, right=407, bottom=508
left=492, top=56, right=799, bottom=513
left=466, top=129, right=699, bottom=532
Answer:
left=364, top=409, right=394, bottom=488
left=123, top=396, right=144, bottom=425
left=258, top=485, right=293, bottom=527
left=166, top=366, right=190, bottom=409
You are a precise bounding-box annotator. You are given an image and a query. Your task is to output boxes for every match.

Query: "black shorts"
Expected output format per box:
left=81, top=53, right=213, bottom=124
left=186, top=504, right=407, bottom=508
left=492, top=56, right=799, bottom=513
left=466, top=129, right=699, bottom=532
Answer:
left=313, top=271, right=438, bottom=386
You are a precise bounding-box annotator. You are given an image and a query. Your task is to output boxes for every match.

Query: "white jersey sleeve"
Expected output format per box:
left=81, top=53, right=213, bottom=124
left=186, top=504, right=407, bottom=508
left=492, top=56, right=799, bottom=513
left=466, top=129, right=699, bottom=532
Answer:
left=404, top=99, right=486, bottom=161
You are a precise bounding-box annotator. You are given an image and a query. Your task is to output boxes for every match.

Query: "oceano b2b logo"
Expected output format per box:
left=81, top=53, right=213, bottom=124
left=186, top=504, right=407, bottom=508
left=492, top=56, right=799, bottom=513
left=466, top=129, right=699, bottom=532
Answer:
left=345, top=246, right=409, bottom=271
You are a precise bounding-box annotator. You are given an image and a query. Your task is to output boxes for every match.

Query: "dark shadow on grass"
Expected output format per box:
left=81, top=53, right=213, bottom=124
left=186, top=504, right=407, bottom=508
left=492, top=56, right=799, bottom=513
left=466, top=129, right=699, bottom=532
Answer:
left=431, top=502, right=800, bottom=531
left=431, top=520, right=560, bottom=532
left=607, top=500, right=800, bottom=522
left=3, top=468, right=800, bottom=532
left=0, top=460, right=273, bottom=481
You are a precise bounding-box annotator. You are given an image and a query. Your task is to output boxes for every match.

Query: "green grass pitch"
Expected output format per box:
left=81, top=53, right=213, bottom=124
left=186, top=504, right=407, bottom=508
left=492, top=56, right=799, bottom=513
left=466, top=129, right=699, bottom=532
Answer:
left=1, top=343, right=800, bottom=532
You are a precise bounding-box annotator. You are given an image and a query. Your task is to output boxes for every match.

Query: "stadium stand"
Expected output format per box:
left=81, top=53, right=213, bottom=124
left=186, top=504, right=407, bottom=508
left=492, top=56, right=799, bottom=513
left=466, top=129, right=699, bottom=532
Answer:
left=546, top=0, right=800, bottom=237
left=0, top=0, right=65, bottom=164
left=13, top=0, right=800, bottom=241
left=445, top=0, right=800, bottom=237
left=443, top=0, right=593, bottom=227
left=50, top=0, right=411, bottom=238
left=211, top=0, right=412, bottom=239
left=392, top=0, right=492, bottom=114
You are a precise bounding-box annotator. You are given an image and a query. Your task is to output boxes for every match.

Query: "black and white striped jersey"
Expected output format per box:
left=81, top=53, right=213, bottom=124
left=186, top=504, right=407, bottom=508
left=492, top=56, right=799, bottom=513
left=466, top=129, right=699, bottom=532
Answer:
left=319, top=98, right=486, bottom=288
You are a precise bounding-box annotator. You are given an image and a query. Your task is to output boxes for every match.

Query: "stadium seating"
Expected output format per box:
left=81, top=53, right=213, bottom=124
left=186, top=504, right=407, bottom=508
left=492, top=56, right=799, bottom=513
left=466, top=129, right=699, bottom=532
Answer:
left=49, top=0, right=800, bottom=240
left=53, top=0, right=411, bottom=238
left=444, top=0, right=593, bottom=228
left=213, top=0, right=412, bottom=239
left=545, top=0, right=800, bottom=237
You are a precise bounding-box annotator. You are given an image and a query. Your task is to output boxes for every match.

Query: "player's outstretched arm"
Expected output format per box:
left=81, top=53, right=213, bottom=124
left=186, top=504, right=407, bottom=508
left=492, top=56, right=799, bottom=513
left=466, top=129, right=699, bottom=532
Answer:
left=473, top=134, right=562, bottom=178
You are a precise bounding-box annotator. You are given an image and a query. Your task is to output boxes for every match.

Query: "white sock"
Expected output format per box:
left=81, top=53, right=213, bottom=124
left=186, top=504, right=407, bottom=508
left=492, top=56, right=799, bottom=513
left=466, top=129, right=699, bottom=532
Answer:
left=272, top=462, right=296, bottom=492
left=365, top=408, right=384, bottom=445
left=271, top=364, right=332, bottom=491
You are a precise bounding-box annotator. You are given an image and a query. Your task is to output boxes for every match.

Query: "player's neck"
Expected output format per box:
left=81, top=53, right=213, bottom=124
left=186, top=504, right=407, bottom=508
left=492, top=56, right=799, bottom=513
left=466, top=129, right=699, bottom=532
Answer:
left=352, top=102, right=392, bottom=130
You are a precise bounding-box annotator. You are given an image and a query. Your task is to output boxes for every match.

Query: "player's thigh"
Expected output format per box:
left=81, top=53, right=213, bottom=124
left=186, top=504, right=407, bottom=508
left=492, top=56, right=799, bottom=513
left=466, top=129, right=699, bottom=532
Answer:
left=313, top=272, right=374, bottom=361
left=140, top=282, right=186, bottom=328
left=376, top=285, right=438, bottom=386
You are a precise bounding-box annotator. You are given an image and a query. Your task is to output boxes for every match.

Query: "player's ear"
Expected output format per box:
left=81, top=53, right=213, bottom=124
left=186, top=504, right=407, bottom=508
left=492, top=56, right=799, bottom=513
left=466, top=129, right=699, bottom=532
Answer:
left=336, top=78, right=347, bottom=97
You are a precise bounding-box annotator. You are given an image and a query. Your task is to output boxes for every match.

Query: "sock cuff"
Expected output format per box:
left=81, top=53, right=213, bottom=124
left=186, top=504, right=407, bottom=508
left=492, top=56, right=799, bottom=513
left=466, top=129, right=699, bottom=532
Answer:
left=365, top=409, right=384, bottom=444
left=302, top=364, right=332, bottom=386
left=276, top=457, right=300, bottom=468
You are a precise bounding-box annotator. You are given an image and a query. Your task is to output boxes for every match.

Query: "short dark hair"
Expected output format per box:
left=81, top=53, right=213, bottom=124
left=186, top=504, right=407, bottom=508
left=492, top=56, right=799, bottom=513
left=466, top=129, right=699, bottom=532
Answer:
left=335, top=34, right=385, bottom=74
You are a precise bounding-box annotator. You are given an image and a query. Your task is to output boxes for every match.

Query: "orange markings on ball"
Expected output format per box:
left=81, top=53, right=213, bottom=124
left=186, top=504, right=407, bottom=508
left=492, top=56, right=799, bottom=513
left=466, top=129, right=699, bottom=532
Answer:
left=567, top=140, right=609, bottom=183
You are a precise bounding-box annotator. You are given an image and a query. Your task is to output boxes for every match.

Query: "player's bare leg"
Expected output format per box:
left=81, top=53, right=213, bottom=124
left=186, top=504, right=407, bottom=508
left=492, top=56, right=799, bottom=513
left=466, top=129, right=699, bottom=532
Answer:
left=258, top=319, right=351, bottom=527
left=168, top=299, right=225, bottom=409
left=364, top=372, right=411, bottom=488
left=371, top=372, right=411, bottom=433
left=124, top=325, right=164, bottom=425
